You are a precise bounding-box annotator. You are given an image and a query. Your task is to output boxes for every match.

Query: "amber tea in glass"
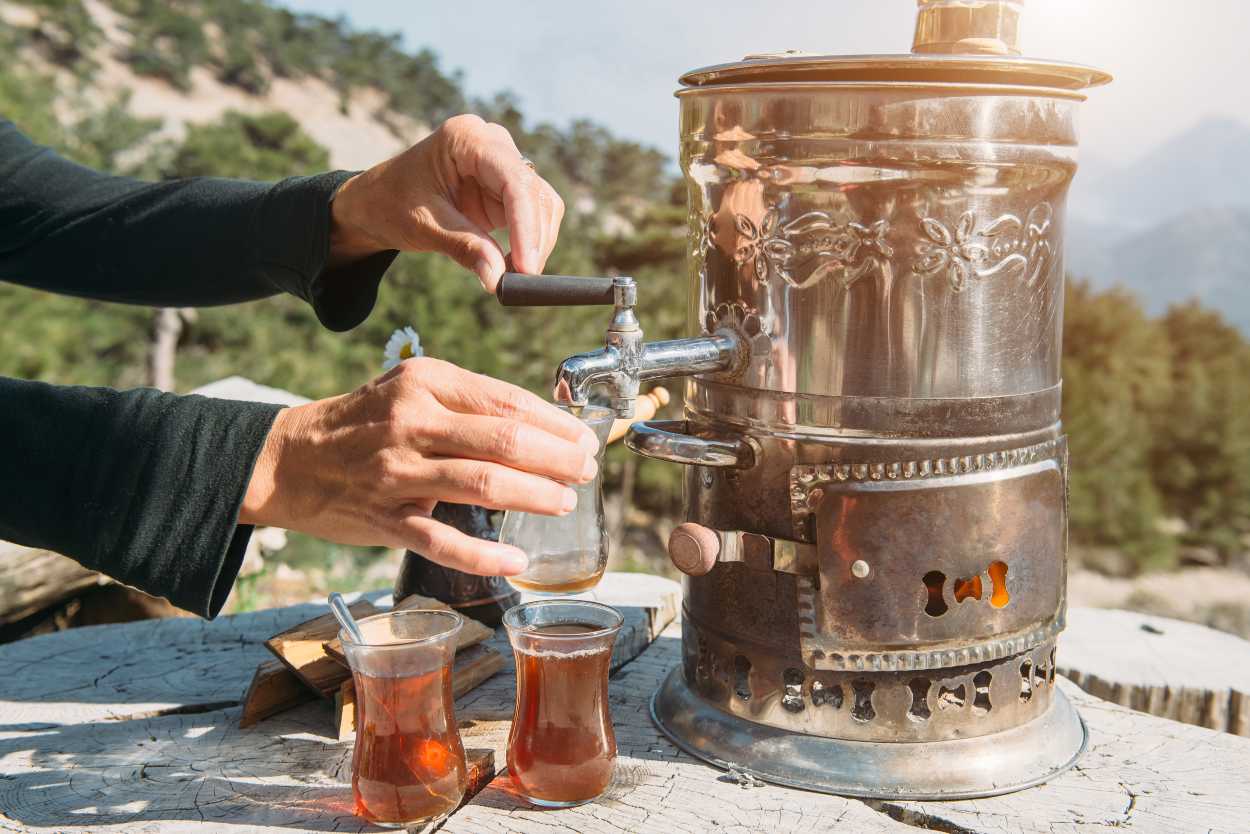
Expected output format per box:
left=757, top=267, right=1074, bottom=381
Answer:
left=504, top=599, right=623, bottom=807
left=339, top=609, right=467, bottom=831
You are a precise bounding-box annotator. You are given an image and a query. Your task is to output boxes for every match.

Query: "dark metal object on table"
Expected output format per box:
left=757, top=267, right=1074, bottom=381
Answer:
left=511, top=0, right=1110, bottom=801
left=394, top=502, right=519, bottom=627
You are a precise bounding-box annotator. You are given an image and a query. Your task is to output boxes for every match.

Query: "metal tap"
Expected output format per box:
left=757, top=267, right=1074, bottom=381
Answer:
left=496, top=273, right=741, bottom=419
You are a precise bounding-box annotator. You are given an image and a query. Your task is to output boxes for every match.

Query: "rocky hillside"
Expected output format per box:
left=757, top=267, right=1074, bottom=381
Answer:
left=0, top=0, right=442, bottom=168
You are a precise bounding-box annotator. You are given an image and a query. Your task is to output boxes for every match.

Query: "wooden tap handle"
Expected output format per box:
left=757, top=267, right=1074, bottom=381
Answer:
left=607, top=387, right=670, bottom=445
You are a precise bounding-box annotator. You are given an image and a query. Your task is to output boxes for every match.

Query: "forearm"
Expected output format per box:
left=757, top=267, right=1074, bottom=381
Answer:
left=0, top=119, right=396, bottom=331
left=0, top=376, right=281, bottom=618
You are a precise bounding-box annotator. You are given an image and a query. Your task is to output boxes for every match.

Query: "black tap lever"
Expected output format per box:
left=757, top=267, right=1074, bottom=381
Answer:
left=495, top=273, right=619, bottom=307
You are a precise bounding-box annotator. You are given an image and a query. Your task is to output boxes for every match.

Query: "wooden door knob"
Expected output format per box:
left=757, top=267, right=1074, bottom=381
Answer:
left=668, top=522, right=720, bottom=576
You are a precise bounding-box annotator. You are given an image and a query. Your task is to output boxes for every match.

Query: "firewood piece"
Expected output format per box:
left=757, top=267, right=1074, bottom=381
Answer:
left=450, top=644, right=506, bottom=699
left=462, top=748, right=496, bottom=808
left=263, top=599, right=381, bottom=698
left=239, top=659, right=314, bottom=728
left=335, top=644, right=505, bottom=739
left=322, top=593, right=494, bottom=666
left=334, top=678, right=355, bottom=741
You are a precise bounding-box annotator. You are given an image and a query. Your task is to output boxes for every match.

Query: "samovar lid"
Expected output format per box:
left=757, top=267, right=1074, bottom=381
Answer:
left=680, top=0, right=1111, bottom=91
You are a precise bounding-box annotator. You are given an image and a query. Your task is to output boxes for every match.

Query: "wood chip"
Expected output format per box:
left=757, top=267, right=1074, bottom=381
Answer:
left=334, top=677, right=355, bottom=741
left=263, top=599, right=380, bottom=698
left=238, top=659, right=314, bottom=729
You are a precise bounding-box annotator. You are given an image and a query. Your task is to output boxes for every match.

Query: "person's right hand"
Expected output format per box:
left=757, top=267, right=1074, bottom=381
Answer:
left=238, top=358, right=599, bottom=576
left=328, top=113, right=565, bottom=292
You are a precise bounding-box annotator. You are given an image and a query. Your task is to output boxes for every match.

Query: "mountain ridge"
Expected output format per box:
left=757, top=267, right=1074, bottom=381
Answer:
left=1068, top=115, right=1250, bottom=333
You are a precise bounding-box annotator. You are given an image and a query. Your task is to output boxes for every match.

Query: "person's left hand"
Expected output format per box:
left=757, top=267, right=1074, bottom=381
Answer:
left=327, top=114, right=564, bottom=292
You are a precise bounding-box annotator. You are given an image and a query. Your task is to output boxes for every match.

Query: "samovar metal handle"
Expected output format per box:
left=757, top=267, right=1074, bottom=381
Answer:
left=626, top=420, right=756, bottom=469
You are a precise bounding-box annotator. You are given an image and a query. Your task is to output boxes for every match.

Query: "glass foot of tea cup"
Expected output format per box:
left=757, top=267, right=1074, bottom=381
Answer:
left=521, top=794, right=598, bottom=809
left=369, top=813, right=449, bottom=832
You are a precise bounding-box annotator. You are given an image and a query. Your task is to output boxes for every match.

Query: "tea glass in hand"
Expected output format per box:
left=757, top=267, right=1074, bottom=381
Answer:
left=339, top=609, right=467, bottom=831
left=504, top=599, right=623, bottom=806
left=500, top=405, right=614, bottom=595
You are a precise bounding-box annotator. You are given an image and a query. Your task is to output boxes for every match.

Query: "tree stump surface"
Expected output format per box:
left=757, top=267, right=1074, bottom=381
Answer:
left=2, top=577, right=1248, bottom=833
left=1060, top=606, right=1250, bottom=736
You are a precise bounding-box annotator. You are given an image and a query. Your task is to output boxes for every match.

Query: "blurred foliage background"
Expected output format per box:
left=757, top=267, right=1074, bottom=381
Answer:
left=2, top=0, right=1249, bottom=606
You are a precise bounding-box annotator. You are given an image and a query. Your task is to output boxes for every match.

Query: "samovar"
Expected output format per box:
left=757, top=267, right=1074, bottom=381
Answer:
left=498, top=0, right=1110, bottom=798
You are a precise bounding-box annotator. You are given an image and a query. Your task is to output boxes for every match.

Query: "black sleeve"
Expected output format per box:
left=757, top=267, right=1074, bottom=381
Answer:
left=0, top=117, right=398, bottom=331
left=0, top=377, right=282, bottom=619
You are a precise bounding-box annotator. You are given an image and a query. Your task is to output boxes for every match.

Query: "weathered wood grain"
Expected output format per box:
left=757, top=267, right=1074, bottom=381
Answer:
left=0, top=601, right=342, bottom=730
left=1060, top=606, right=1250, bottom=736
left=875, top=678, right=1250, bottom=833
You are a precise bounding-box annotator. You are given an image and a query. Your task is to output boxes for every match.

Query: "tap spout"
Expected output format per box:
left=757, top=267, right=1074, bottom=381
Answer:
left=554, top=330, right=741, bottom=419
left=552, top=348, right=624, bottom=411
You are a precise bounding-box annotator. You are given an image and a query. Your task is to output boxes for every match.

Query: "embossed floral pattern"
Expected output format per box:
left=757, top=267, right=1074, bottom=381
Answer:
left=731, top=208, right=791, bottom=283
left=915, top=203, right=1054, bottom=292
left=725, top=207, right=892, bottom=290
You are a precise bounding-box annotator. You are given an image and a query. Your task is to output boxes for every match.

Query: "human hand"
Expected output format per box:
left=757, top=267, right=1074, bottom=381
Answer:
left=328, top=114, right=565, bottom=291
left=239, top=358, right=598, bottom=576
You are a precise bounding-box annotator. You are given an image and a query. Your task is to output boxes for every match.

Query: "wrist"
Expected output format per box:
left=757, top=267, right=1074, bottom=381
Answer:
left=328, top=172, right=388, bottom=268
left=239, top=405, right=301, bottom=527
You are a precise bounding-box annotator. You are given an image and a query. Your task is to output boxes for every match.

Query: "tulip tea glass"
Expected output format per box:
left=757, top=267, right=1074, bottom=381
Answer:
left=504, top=599, right=623, bottom=806
left=500, top=404, right=614, bottom=595
left=339, top=609, right=467, bottom=831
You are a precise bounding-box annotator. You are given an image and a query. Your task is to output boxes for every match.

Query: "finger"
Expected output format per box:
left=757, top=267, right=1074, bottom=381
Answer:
left=481, top=191, right=507, bottom=230
left=421, top=198, right=507, bottom=291
left=425, top=458, right=578, bottom=516
left=419, top=360, right=598, bottom=452
left=454, top=133, right=545, bottom=274
left=534, top=186, right=552, bottom=270
left=538, top=182, right=565, bottom=268
left=458, top=176, right=494, bottom=234
left=427, top=414, right=597, bottom=485
left=398, top=514, right=528, bottom=575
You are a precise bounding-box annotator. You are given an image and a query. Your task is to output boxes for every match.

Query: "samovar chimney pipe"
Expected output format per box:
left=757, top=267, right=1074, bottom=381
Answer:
left=912, top=0, right=1024, bottom=56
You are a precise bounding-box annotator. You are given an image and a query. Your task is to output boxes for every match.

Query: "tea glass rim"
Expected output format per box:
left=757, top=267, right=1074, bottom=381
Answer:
left=559, top=403, right=614, bottom=427
left=338, top=608, right=464, bottom=650
left=502, top=599, right=624, bottom=640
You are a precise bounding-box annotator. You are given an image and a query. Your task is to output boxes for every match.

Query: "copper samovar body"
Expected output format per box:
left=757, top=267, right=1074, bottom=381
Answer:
left=537, top=0, right=1111, bottom=798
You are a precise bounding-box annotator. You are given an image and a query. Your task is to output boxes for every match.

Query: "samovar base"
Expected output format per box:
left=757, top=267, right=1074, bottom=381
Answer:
left=650, top=666, right=1087, bottom=800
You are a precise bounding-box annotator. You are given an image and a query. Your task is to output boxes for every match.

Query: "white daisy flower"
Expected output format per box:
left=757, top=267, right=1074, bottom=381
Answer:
left=382, top=326, right=423, bottom=371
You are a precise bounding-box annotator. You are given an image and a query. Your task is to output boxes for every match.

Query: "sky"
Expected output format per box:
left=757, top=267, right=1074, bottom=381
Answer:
left=280, top=0, right=1250, bottom=169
